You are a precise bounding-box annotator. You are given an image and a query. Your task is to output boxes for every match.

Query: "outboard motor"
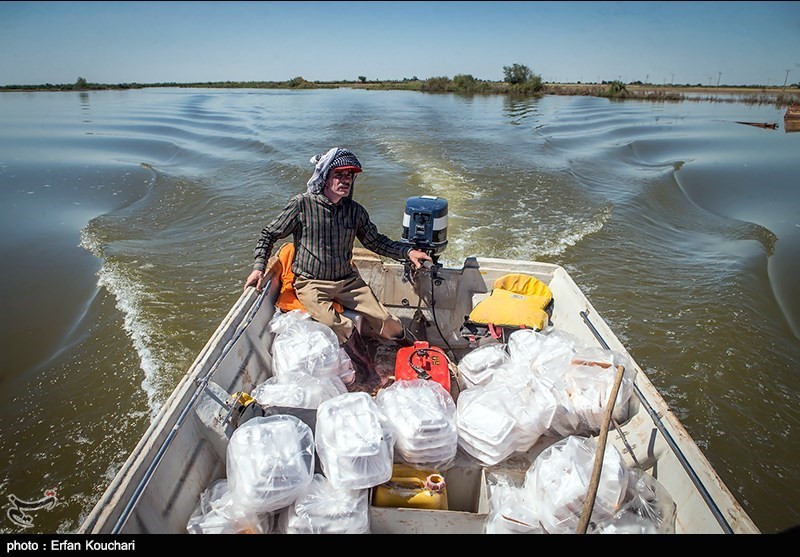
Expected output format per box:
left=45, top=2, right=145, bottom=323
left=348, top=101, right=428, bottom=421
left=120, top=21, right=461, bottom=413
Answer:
left=400, top=196, right=449, bottom=345
left=400, top=195, right=448, bottom=263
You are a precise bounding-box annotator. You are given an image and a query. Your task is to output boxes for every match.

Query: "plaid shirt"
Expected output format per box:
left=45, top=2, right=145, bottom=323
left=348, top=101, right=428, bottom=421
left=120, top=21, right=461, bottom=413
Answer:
left=253, top=192, right=411, bottom=280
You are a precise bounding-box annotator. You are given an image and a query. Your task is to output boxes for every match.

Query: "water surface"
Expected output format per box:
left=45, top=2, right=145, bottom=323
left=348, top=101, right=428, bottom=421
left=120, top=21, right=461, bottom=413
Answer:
left=0, top=88, right=797, bottom=533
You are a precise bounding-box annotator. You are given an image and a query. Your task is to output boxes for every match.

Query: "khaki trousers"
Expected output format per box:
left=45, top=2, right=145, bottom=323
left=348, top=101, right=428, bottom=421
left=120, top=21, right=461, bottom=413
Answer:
left=294, top=272, right=403, bottom=344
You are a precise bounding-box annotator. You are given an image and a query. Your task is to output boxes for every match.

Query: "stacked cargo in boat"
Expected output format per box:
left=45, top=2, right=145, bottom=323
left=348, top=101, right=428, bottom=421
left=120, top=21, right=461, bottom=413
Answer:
left=187, top=304, right=675, bottom=534
left=80, top=194, right=758, bottom=534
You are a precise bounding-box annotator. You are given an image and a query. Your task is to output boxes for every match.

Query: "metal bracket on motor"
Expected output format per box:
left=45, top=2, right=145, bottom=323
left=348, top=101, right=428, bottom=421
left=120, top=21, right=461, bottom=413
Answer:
left=403, top=258, right=443, bottom=286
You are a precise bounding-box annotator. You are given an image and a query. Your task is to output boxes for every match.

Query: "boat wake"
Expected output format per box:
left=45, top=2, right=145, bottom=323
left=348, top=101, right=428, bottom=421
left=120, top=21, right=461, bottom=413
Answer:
left=380, top=138, right=610, bottom=265
left=79, top=225, right=167, bottom=420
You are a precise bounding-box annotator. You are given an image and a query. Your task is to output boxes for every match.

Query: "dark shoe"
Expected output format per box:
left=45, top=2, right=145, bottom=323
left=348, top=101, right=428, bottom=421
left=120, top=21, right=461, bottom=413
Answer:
left=342, top=329, right=382, bottom=394
left=395, top=327, right=418, bottom=347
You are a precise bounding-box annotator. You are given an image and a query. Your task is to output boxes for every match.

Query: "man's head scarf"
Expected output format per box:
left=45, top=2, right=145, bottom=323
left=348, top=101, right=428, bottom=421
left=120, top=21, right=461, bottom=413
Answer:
left=307, top=147, right=362, bottom=196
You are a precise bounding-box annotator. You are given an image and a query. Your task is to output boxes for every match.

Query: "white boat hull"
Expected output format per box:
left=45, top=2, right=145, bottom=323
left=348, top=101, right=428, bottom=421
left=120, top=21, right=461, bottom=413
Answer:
left=80, top=251, right=758, bottom=534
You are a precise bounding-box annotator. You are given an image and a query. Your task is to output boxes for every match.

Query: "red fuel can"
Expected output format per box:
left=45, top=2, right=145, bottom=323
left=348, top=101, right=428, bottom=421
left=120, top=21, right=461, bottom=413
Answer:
left=394, top=341, right=451, bottom=393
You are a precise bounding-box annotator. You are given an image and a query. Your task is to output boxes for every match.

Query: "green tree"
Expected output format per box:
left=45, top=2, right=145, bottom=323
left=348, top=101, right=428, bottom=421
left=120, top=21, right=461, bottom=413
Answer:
left=503, top=63, right=533, bottom=85
left=608, top=80, right=628, bottom=97
left=74, top=76, right=88, bottom=90
left=501, top=64, right=543, bottom=95
left=420, top=76, right=453, bottom=92
left=287, top=76, right=314, bottom=88
left=453, top=74, right=477, bottom=92
left=520, top=74, right=543, bottom=93
left=358, top=76, right=367, bottom=83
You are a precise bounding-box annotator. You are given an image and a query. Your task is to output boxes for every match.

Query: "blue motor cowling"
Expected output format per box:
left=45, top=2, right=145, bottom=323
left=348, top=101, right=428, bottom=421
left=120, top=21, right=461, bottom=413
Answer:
left=401, top=195, right=448, bottom=261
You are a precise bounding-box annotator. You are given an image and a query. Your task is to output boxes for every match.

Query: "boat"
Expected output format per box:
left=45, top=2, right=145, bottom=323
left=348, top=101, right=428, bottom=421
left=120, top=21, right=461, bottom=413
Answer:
left=734, top=121, right=778, bottom=129
left=78, top=196, right=759, bottom=535
left=785, top=103, right=800, bottom=133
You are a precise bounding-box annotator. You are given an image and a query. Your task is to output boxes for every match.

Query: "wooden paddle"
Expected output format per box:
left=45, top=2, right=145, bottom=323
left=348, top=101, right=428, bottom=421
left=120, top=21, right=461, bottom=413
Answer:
left=576, top=363, right=626, bottom=534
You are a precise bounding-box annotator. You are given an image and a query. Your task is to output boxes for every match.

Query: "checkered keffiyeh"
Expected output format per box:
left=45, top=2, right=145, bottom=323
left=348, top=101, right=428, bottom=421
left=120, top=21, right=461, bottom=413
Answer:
left=329, top=150, right=362, bottom=172
left=306, top=147, right=362, bottom=194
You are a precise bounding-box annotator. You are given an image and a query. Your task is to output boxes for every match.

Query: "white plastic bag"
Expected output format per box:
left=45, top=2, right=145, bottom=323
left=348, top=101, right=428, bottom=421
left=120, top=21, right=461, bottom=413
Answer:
left=280, top=474, right=370, bottom=534
left=227, top=415, right=315, bottom=513
left=523, top=435, right=629, bottom=534
left=594, top=467, right=676, bottom=534
left=315, top=392, right=394, bottom=490
left=251, top=373, right=347, bottom=409
left=270, top=310, right=354, bottom=383
left=186, top=479, right=271, bottom=534
left=457, top=343, right=510, bottom=388
left=376, top=379, right=458, bottom=470
left=484, top=472, right=545, bottom=534
left=455, top=375, right=556, bottom=465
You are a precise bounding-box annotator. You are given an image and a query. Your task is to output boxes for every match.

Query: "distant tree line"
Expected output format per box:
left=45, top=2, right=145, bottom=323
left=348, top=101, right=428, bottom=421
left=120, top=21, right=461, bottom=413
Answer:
left=1, top=67, right=798, bottom=106
left=0, top=65, right=546, bottom=95
left=0, top=76, right=145, bottom=91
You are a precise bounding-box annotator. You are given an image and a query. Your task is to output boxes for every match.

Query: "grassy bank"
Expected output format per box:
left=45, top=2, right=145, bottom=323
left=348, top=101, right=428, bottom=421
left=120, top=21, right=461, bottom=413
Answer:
left=2, top=78, right=798, bottom=107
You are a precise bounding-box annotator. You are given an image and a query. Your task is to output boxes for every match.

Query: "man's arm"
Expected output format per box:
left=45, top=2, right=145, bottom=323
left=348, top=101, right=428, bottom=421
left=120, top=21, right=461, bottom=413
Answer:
left=245, top=196, right=300, bottom=291
left=356, top=208, right=432, bottom=268
left=244, top=269, right=266, bottom=291
left=407, top=248, right=432, bottom=269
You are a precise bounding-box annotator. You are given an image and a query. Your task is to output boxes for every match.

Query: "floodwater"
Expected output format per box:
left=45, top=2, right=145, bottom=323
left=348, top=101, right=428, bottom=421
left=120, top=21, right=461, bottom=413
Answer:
left=0, top=88, right=797, bottom=533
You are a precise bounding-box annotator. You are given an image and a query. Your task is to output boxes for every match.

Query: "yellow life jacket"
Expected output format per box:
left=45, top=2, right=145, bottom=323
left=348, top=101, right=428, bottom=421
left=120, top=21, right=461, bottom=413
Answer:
left=466, top=273, right=552, bottom=334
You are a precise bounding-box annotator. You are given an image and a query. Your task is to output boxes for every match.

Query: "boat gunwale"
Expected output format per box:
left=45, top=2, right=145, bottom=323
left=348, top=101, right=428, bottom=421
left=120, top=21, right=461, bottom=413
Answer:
left=78, top=254, right=759, bottom=534
left=79, top=257, right=282, bottom=534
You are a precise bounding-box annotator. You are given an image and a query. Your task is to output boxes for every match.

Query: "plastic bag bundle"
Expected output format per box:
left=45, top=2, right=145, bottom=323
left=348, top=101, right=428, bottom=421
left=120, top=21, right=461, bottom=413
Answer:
left=484, top=473, right=545, bottom=535
left=337, top=349, right=355, bottom=385
left=251, top=373, right=347, bottom=410
left=507, top=329, right=579, bottom=369
left=593, top=468, right=676, bottom=534
left=563, top=369, right=626, bottom=435
left=554, top=347, right=637, bottom=436
left=457, top=343, right=510, bottom=389
left=455, top=385, right=519, bottom=465
left=484, top=357, right=529, bottom=386
left=501, top=376, right=557, bottom=449
left=375, top=379, right=458, bottom=470
left=270, top=310, right=354, bottom=384
left=279, top=474, right=370, bottom=534
left=523, top=435, right=629, bottom=534
left=537, top=367, right=583, bottom=438
left=227, top=415, right=315, bottom=513
left=456, top=377, right=556, bottom=466
left=483, top=360, right=559, bottom=448
left=186, top=479, right=272, bottom=534
left=315, top=392, right=394, bottom=490
left=267, top=308, right=311, bottom=335
left=506, top=329, right=548, bottom=364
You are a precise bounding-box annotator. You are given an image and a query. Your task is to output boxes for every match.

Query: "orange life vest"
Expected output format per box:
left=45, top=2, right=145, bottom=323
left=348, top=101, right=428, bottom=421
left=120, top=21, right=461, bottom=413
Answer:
left=275, top=243, right=344, bottom=313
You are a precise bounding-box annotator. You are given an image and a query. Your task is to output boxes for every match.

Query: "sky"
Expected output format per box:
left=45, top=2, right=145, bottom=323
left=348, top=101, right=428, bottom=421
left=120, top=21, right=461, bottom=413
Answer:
left=1, top=1, right=799, bottom=87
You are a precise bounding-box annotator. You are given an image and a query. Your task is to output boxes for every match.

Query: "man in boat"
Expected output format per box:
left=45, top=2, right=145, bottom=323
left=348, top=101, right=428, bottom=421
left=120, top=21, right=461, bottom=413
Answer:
left=244, top=147, right=431, bottom=391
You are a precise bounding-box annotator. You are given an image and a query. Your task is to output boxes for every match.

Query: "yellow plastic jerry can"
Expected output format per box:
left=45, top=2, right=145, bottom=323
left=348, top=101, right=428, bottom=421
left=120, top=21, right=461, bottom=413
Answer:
left=372, top=464, right=448, bottom=510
